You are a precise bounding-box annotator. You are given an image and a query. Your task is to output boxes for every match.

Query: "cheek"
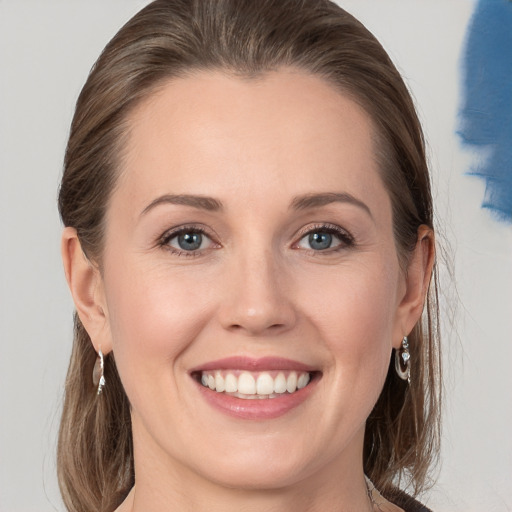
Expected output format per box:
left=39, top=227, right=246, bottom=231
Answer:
left=297, top=258, right=398, bottom=384
left=302, top=259, right=398, bottom=340
left=102, top=259, right=216, bottom=385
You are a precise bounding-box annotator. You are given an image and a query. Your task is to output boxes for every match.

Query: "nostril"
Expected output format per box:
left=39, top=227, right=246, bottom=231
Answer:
left=219, top=290, right=297, bottom=335
left=268, top=323, right=285, bottom=330
left=227, top=322, right=287, bottom=335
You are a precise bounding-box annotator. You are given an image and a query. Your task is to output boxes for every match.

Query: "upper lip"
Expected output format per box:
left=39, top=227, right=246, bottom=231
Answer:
left=189, top=356, right=317, bottom=373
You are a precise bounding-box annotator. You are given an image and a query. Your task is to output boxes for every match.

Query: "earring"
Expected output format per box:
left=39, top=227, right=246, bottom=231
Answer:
left=92, top=348, right=106, bottom=395
left=395, top=336, right=411, bottom=384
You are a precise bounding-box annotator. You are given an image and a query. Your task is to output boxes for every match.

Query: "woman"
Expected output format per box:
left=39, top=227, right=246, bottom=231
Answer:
left=58, top=1, right=441, bottom=511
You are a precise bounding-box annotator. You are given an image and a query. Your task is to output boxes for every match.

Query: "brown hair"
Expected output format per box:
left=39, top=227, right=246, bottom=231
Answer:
left=58, top=1, right=441, bottom=510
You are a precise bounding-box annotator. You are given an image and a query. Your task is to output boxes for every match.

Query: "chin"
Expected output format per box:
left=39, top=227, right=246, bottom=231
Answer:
left=197, top=457, right=308, bottom=491
left=181, top=430, right=335, bottom=492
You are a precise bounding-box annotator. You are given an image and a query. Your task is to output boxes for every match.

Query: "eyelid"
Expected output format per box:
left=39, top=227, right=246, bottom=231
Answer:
left=158, top=224, right=220, bottom=256
left=292, top=222, right=355, bottom=250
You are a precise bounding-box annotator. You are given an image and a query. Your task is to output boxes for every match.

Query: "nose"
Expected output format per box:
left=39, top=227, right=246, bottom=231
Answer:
left=217, top=248, right=297, bottom=336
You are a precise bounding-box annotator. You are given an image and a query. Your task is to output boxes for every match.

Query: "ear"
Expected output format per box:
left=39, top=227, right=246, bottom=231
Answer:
left=392, top=225, right=435, bottom=348
left=61, top=227, right=113, bottom=354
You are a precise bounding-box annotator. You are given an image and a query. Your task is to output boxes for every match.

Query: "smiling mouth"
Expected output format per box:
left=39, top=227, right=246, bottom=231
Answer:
left=193, top=370, right=317, bottom=399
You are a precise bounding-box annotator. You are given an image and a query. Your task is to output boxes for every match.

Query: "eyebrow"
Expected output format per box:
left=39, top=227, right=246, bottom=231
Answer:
left=140, top=191, right=372, bottom=219
left=140, top=194, right=223, bottom=216
left=290, top=192, right=373, bottom=218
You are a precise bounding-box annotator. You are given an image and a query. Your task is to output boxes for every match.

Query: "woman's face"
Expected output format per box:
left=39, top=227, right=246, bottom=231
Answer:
left=94, top=70, right=414, bottom=490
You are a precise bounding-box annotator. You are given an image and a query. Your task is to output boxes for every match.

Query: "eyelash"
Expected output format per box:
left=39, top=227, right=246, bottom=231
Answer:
left=158, top=225, right=218, bottom=258
left=294, top=223, right=355, bottom=254
left=157, top=222, right=355, bottom=257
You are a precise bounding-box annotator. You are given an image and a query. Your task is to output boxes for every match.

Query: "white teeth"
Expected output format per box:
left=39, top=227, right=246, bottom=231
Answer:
left=286, top=372, right=297, bottom=393
left=224, top=373, right=237, bottom=392
left=274, top=372, right=287, bottom=394
left=238, top=372, right=256, bottom=394
left=214, top=371, right=225, bottom=392
left=199, top=370, right=312, bottom=396
left=256, top=373, right=274, bottom=395
left=297, top=372, right=310, bottom=389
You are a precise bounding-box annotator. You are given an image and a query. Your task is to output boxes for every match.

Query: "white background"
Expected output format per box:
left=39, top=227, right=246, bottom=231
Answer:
left=1, top=1, right=511, bottom=511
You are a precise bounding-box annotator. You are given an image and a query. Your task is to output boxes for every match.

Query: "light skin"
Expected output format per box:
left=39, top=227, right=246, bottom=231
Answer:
left=62, top=69, right=434, bottom=512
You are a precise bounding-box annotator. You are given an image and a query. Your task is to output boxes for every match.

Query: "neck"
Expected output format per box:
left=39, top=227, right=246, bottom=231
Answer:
left=127, top=426, right=374, bottom=512
left=130, top=482, right=373, bottom=512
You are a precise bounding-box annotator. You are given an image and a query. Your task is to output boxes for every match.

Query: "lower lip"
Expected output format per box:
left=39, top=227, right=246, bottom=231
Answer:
left=194, top=376, right=318, bottom=420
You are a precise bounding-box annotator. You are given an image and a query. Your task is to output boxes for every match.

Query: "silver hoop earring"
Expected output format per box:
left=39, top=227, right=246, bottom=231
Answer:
left=92, top=348, right=106, bottom=395
left=395, top=336, right=411, bottom=384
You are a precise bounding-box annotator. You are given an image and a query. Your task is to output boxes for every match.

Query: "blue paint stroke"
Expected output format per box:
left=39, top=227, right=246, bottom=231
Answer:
left=458, top=0, right=512, bottom=222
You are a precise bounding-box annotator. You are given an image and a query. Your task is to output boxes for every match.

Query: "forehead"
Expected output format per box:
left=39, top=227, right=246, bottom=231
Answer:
left=115, top=69, right=390, bottom=220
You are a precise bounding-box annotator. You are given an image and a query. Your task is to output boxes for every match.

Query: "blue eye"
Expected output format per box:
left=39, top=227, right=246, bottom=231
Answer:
left=296, top=225, right=353, bottom=252
left=176, top=232, right=203, bottom=251
left=308, top=232, right=333, bottom=251
left=162, top=227, right=215, bottom=254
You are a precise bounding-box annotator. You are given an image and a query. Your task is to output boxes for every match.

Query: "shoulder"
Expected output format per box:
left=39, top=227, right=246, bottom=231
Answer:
left=113, top=486, right=135, bottom=512
left=393, top=491, right=433, bottom=512
left=368, top=480, right=432, bottom=512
